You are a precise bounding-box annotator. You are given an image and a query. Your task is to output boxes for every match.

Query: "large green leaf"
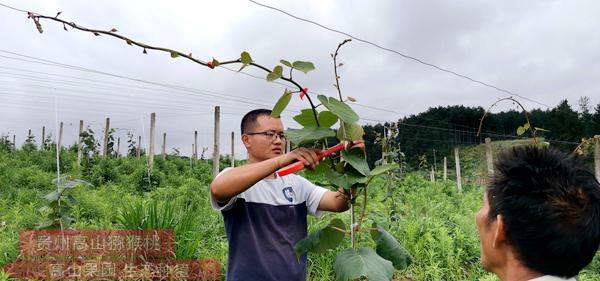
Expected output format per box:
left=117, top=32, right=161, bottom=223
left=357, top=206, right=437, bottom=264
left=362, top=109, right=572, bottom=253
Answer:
left=284, top=127, right=335, bottom=145
left=293, top=109, right=338, bottom=128
left=318, top=111, right=339, bottom=128
left=334, top=247, right=394, bottom=281
left=341, top=148, right=370, bottom=176
left=292, top=61, right=315, bottom=74
left=43, top=191, right=61, bottom=201
left=271, top=90, right=292, bottom=118
left=305, top=158, right=333, bottom=176
left=266, top=65, right=283, bottom=81
left=337, top=122, right=365, bottom=141
left=53, top=176, right=91, bottom=189
left=294, top=218, right=345, bottom=257
left=370, top=163, right=400, bottom=177
left=317, top=94, right=329, bottom=107
left=323, top=97, right=359, bottom=124
left=370, top=223, right=412, bottom=270
left=325, top=169, right=367, bottom=189
left=36, top=219, right=55, bottom=229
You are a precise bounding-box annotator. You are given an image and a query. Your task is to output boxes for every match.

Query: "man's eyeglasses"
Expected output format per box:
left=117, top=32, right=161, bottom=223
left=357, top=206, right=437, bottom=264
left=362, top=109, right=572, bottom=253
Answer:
left=245, top=131, right=286, bottom=141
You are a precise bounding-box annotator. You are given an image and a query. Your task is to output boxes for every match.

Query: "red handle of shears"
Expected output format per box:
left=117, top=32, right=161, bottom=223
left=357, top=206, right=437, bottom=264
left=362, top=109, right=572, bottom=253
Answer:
left=276, top=142, right=346, bottom=177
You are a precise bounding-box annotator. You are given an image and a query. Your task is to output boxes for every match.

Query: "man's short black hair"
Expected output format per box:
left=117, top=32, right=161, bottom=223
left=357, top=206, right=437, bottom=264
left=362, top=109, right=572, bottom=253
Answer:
left=488, top=145, right=600, bottom=278
left=241, top=109, right=273, bottom=134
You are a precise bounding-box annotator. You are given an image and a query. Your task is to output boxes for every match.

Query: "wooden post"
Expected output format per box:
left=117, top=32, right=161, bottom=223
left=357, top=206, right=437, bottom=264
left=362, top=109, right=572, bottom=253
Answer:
left=194, top=131, right=198, bottom=160
left=191, top=144, right=194, bottom=168
left=136, top=136, right=141, bottom=158
left=41, top=126, right=45, bottom=150
left=433, top=149, right=437, bottom=174
left=57, top=122, right=63, bottom=151
left=231, top=131, right=235, bottom=167
left=381, top=127, right=387, bottom=164
left=213, top=106, right=221, bottom=178
left=103, top=117, right=110, bottom=156
left=430, top=166, right=435, bottom=182
left=77, top=120, right=83, bottom=167
left=454, top=147, right=462, bottom=192
left=485, top=137, right=494, bottom=178
left=28, top=129, right=31, bottom=138
left=149, top=113, right=156, bottom=171
left=162, top=132, right=166, bottom=160
left=443, top=157, right=447, bottom=181
left=116, top=137, right=120, bottom=157
left=595, top=135, right=600, bottom=181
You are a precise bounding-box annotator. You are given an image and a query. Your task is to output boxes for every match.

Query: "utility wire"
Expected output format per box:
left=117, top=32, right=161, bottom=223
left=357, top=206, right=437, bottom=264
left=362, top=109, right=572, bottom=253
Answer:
left=247, top=0, right=551, bottom=108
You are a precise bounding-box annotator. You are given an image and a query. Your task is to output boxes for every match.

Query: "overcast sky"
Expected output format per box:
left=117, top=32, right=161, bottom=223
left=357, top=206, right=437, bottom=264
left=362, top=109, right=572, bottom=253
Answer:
left=1, top=0, right=599, bottom=158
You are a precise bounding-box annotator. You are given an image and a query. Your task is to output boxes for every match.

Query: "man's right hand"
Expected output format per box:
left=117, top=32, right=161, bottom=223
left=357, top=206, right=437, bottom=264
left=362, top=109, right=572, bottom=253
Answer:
left=277, top=147, right=322, bottom=170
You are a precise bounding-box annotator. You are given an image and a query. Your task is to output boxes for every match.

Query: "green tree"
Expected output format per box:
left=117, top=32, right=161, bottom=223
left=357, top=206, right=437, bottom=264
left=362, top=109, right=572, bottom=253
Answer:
left=548, top=100, right=583, bottom=150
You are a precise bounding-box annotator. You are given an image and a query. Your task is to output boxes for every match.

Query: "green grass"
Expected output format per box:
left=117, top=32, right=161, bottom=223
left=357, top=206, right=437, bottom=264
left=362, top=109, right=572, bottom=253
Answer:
left=0, top=147, right=598, bottom=280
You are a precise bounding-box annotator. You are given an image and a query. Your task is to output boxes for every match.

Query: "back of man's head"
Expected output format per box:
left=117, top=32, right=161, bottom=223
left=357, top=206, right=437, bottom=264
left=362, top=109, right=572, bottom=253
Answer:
left=488, top=145, right=600, bottom=277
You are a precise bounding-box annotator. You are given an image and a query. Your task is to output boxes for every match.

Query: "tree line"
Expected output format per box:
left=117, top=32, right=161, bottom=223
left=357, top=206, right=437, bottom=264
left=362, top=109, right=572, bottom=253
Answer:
left=363, top=97, right=600, bottom=169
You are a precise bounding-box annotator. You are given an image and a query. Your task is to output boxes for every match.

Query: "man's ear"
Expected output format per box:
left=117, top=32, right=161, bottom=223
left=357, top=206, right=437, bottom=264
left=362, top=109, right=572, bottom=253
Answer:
left=241, top=134, right=251, bottom=148
left=492, top=214, right=507, bottom=248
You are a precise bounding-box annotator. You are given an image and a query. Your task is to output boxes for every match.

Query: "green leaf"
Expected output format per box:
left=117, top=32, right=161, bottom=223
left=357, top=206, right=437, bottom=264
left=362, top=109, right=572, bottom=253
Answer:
left=317, top=95, right=329, bottom=107
left=280, top=59, right=292, bottom=67
left=292, top=61, right=315, bottom=74
left=37, top=206, right=52, bottom=214
left=319, top=111, right=339, bottom=128
left=294, top=218, right=345, bottom=257
left=337, top=123, right=364, bottom=141
left=517, top=126, right=526, bottom=136
left=293, top=110, right=338, bottom=128
left=305, top=158, right=333, bottom=176
left=271, top=90, right=292, bottom=118
left=240, top=51, right=252, bottom=64
left=325, top=169, right=367, bottom=189
left=341, top=148, right=370, bottom=176
left=534, top=127, right=550, bottom=132
left=170, top=51, right=179, bottom=58
left=53, top=177, right=91, bottom=189
left=334, top=247, right=394, bottom=281
left=36, top=219, right=54, bottom=229
left=293, top=109, right=319, bottom=127
left=324, top=98, right=359, bottom=124
left=370, top=163, right=399, bottom=177
left=211, top=58, right=220, bottom=67
left=370, top=223, right=412, bottom=270
left=266, top=65, right=284, bottom=81
left=285, top=127, right=336, bottom=145
left=523, top=122, right=530, bottom=130
left=43, top=191, right=61, bottom=201
left=66, top=194, right=78, bottom=205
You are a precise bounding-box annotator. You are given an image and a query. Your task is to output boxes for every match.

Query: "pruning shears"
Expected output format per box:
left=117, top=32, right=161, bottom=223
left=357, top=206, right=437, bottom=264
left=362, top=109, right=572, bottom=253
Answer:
left=276, top=141, right=348, bottom=177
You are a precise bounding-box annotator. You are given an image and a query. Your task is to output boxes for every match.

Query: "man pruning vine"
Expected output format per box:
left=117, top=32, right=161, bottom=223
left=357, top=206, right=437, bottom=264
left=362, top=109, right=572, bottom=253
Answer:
left=210, top=109, right=363, bottom=281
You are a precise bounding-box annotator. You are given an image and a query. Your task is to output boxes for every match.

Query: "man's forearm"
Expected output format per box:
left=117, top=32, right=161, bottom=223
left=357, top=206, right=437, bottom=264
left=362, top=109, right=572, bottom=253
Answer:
left=210, top=156, right=282, bottom=202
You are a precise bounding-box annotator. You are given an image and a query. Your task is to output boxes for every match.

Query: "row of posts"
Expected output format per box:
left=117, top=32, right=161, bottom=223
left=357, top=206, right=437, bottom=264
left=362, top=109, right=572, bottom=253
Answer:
left=430, top=137, right=600, bottom=192
left=12, top=119, right=600, bottom=184
left=16, top=106, right=232, bottom=178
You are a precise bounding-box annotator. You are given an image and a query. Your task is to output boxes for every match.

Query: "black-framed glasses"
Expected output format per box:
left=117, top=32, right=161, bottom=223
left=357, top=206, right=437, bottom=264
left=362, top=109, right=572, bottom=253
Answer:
left=246, top=130, right=286, bottom=141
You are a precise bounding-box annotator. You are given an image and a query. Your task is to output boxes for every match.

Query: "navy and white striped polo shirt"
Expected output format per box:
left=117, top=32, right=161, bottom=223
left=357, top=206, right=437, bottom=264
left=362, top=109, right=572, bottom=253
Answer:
left=210, top=168, right=328, bottom=281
